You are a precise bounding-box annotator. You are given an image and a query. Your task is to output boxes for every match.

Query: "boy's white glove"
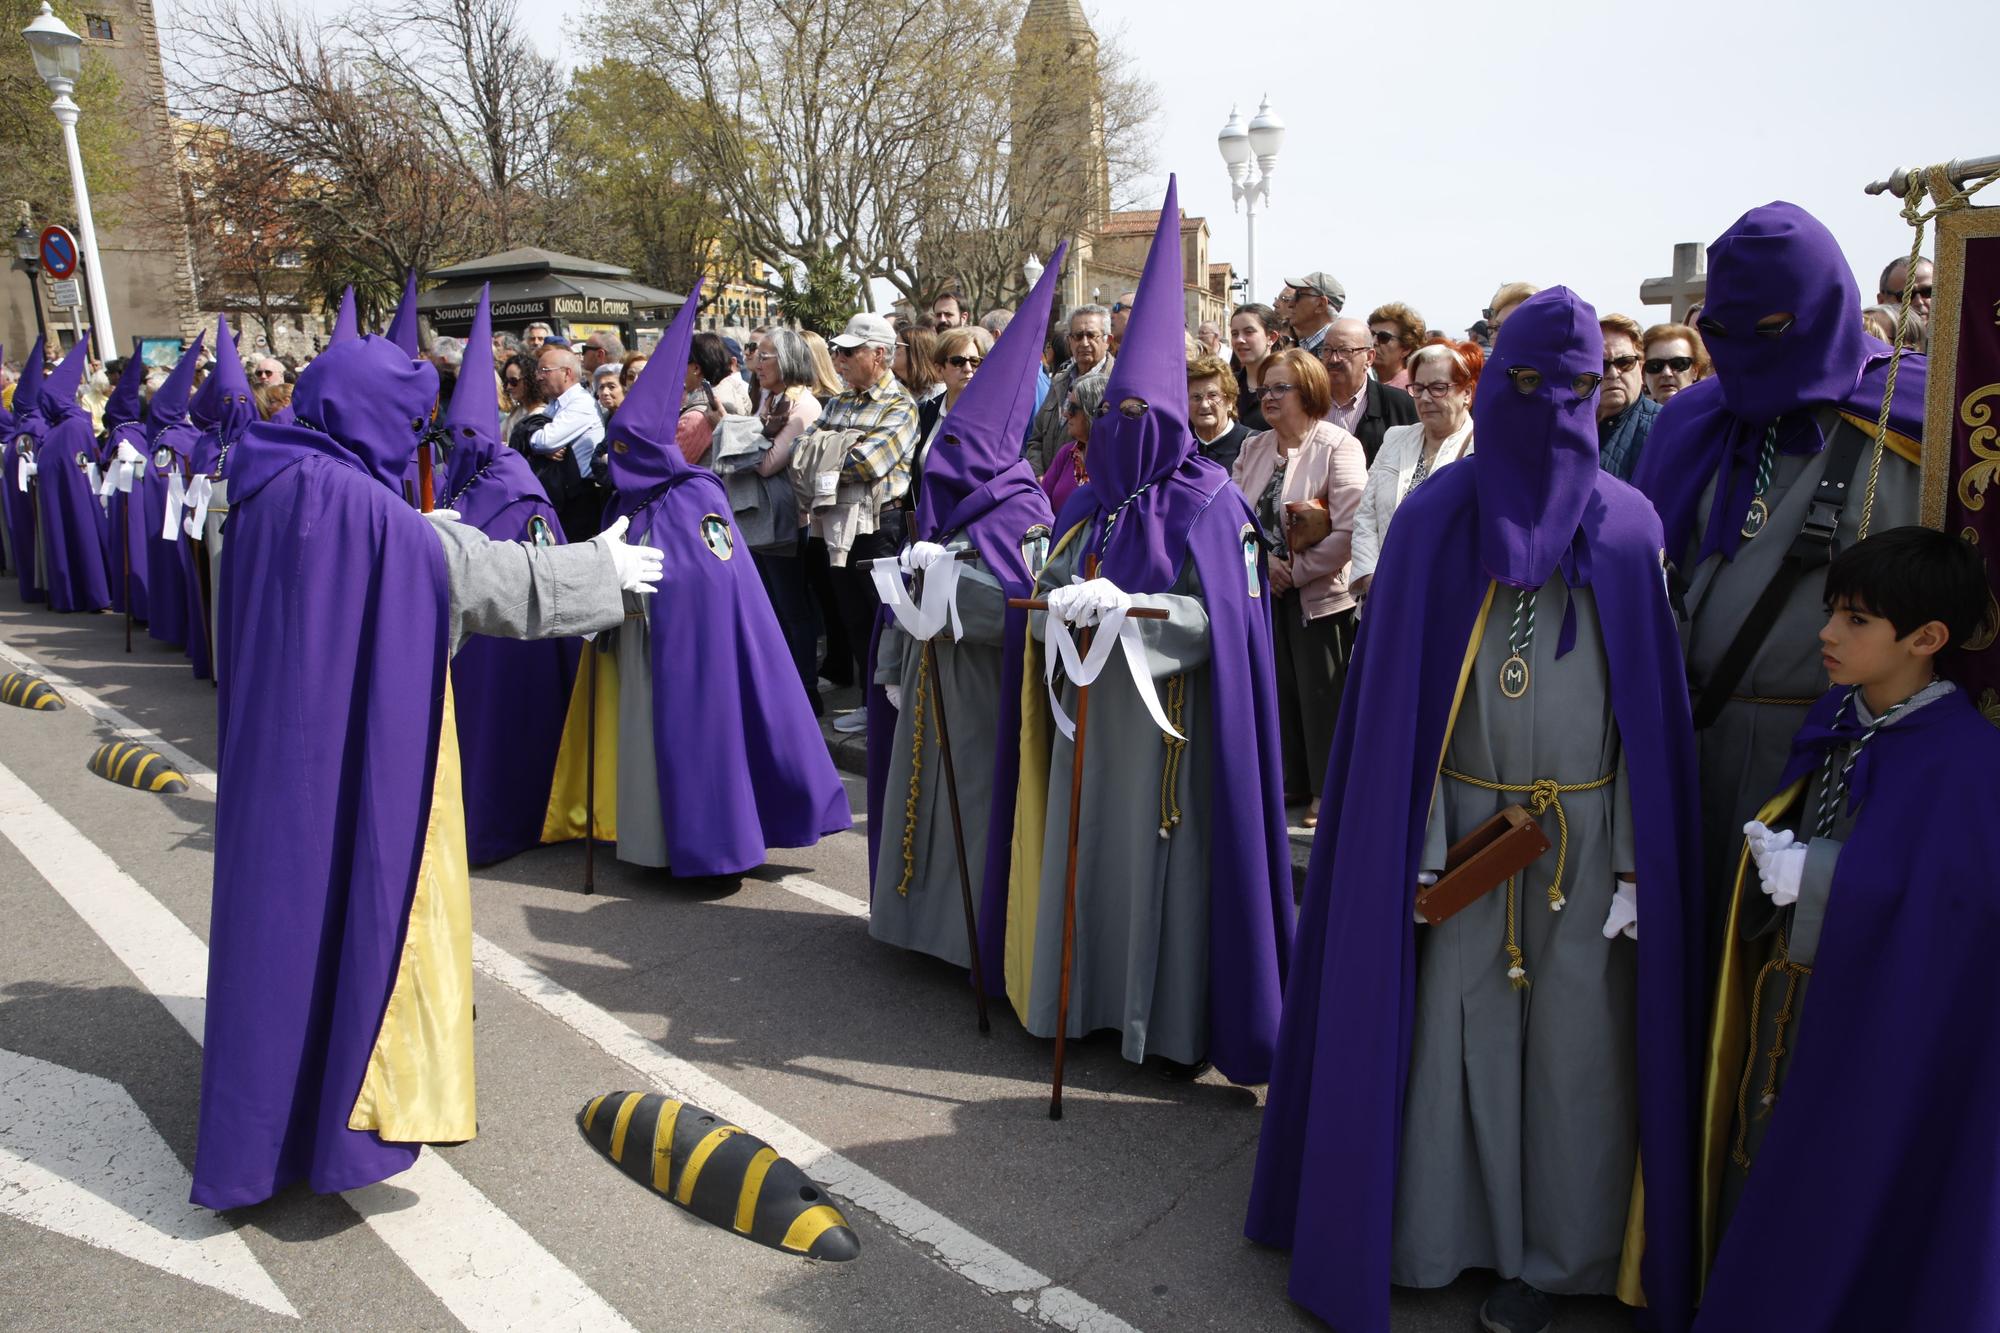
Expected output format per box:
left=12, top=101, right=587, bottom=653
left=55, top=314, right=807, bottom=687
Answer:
left=1046, top=577, right=1131, bottom=627
left=901, top=541, right=950, bottom=572
left=883, top=683, right=902, bottom=710
left=1602, top=880, right=1639, bottom=940
left=1744, top=820, right=1805, bottom=906
left=1413, top=870, right=1437, bottom=925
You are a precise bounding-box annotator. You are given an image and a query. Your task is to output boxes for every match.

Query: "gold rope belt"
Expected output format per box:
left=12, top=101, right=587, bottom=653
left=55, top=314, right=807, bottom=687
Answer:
left=1440, top=768, right=1616, bottom=987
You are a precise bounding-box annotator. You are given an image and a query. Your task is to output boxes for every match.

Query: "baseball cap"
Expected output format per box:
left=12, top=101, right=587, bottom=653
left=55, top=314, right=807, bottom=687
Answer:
left=829, top=313, right=897, bottom=350
left=1285, top=272, right=1347, bottom=311
left=721, top=336, right=744, bottom=364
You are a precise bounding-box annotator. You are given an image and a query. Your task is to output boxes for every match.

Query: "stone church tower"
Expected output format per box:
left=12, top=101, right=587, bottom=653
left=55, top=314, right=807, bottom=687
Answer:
left=1011, top=0, right=1111, bottom=265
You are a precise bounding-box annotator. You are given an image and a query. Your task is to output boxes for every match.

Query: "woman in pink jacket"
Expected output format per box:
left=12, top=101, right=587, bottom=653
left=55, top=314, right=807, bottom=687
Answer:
left=1231, top=347, right=1368, bottom=827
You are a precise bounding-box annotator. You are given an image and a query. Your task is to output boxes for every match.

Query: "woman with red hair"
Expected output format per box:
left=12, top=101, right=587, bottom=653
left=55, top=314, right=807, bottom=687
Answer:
left=1349, top=338, right=1481, bottom=608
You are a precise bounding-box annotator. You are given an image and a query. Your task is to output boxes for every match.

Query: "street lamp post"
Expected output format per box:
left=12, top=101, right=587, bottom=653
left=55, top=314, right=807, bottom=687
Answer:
left=11, top=222, right=47, bottom=342
left=23, top=1, right=116, bottom=354
left=1216, top=95, right=1286, bottom=304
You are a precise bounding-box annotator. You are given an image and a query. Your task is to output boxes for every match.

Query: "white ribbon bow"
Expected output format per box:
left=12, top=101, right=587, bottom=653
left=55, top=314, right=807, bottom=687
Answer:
left=182, top=474, right=213, bottom=541
left=1042, top=577, right=1184, bottom=743
left=869, top=546, right=964, bottom=644
left=162, top=470, right=187, bottom=540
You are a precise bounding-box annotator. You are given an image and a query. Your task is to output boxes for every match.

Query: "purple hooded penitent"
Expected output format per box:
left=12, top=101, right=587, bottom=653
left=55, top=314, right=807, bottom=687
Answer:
left=190, top=317, right=257, bottom=479
left=865, top=242, right=1063, bottom=990
left=1246, top=289, right=1703, bottom=1332
left=193, top=335, right=448, bottom=1207
left=1041, top=177, right=1293, bottom=1082
left=385, top=270, right=421, bottom=358
left=103, top=343, right=153, bottom=619
left=1695, top=686, right=2000, bottom=1329
left=141, top=335, right=208, bottom=671
left=439, top=286, right=580, bottom=864
left=4, top=337, right=47, bottom=601
left=30, top=336, right=114, bottom=612
left=1633, top=202, right=1926, bottom=566
left=331, top=285, right=359, bottom=344
left=597, top=280, right=850, bottom=875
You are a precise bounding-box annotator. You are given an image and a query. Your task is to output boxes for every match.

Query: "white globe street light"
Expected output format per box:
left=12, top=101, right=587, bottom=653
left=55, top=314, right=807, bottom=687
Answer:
left=1023, top=252, right=1045, bottom=290
left=1217, top=94, right=1284, bottom=303
left=23, top=1, right=116, bottom=354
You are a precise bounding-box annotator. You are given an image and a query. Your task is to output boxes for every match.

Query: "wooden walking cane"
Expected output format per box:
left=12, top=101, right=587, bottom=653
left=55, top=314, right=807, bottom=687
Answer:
left=180, top=455, right=216, bottom=684
left=1008, top=555, right=1169, bottom=1120
left=123, top=498, right=133, bottom=653
left=909, top=549, right=992, bottom=1035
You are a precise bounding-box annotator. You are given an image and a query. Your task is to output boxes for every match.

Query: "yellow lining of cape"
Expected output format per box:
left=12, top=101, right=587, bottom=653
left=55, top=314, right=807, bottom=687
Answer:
left=1002, top=520, right=1089, bottom=1022
left=1693, top=779, right=1808, bottom=1297
left=1836, top=411, right=1920, bottom=467
left=541, top=647, right=620, bottom=843
left=349, top=678, right=476, bottom=1143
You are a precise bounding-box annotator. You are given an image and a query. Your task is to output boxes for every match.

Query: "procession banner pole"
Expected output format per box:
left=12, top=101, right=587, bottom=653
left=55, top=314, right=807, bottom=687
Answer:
left=1008, top=556, right=1168, bottom=1120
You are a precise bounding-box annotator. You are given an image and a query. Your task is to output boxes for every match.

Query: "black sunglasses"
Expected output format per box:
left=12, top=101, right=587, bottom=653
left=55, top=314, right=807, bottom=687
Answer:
left=945, top=354, right=982, bottom=369
left=1603, top=354, right=1642, bottom=373
left=1644, top=355, right=1695, bottom=375
left=1885, top=284, right=1935, bottom=301
left=1506, top=366, right=1602, bottom=400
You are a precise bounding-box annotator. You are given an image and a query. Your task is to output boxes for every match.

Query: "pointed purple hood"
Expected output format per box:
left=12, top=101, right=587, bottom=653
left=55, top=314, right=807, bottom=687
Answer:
left=39, top=335, right=91, bottom=426
left=146, top=333, right=205, bottom=436
left=607, top=278, right=704, bottom=506
left=1703, top=201, right=1871, bottom=425
left=1469, top=286, right=1604, bottom=588
left=1087, top=176, right=1193, bottom=513
left=385, top=271, right=421, bottom=357
left=240, top=334, right=439, bottom=497
left=104, top=341, right=147, bottom=428
left=11, top=336, right=45, bottom=424
left=330, top=285, right=359, bottom=344
left=439, top=285, right=500, bottom=495
left=921, top=240, right=1067, bottom=543
left=205, top=317, right=258, bottom=448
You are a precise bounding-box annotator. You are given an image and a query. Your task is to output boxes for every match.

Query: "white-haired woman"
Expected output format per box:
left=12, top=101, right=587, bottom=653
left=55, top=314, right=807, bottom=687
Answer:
left=1350, top=339, right=1482, bottom=610
left=749, top=328, right=826, bottom=704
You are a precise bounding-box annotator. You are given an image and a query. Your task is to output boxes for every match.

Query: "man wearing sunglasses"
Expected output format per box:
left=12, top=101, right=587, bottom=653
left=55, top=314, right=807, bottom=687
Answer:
left=1595, top=312, right=1660, bottom=481
left=1631, top=201, right=1925, bottom=973
left=1875, top=253, right=1934, bottom=326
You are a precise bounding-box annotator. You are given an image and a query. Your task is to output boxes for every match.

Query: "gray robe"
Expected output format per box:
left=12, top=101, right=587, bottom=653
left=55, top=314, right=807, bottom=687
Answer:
left=613, top=594, right=670, bottom=867
left=869, top=539, right=1011, bottom=967
left=429, top=515, right=624, bottom=655
left=1395, top=578, right=1638, bottom=1297
left=1678, top=418, right=1917, bottom=955
left=1020, top=539, right=1213, bottom=1067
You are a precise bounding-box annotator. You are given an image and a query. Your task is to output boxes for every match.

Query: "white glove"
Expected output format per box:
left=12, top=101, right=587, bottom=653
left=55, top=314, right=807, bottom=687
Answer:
left=901, top=541, right=950, bottom=573
left=114, top=440, right=145, bottom=465
left=421, top=508, right=462, bottom=524
left=591, top=514, right=665, bottom=595
left=1602, top=880, right=1639, bottom=940
left=1743, top=820, right=1804, bottom=905
left=1045, top=576, right=1131, bottom=627
left=1413, top=870, right=1437, bottom=925
left=883, top=683, right=902, bottom=710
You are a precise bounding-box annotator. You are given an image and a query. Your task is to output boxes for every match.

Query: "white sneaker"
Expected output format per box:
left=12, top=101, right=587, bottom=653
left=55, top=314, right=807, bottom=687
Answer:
left=832, top=709, right=868, bottom=734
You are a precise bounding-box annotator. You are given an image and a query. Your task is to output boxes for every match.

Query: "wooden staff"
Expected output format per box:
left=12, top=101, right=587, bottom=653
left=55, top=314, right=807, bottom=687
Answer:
left=584, top=637, right=599, bottom=896
left=416, top=434, right=436, bottom=513
left=180, top=455, right=216, bottom=682
left=1008, top=556, right=1168, bottom=1121
left=123, top=491, right=133, bottom=653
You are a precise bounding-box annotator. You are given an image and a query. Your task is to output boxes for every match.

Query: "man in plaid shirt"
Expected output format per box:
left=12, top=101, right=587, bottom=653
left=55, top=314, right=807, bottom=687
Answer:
left=812, top=312, right=918, bottom=733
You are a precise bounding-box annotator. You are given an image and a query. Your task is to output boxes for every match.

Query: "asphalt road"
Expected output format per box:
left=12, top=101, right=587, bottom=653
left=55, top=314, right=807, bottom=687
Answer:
left=0, top=592, right=1638, bottom=1333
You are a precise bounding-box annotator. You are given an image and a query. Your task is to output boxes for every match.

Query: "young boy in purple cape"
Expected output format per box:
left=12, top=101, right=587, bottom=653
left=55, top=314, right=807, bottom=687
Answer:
left=194, top=334, right=650, bottom=1208
left=99, top=347, right=153, bottom=620
left=1247, top=289, right=1703, bottom=1333
left=436, top=286, right=583, bottom=865
left=1004, top=178, right=1293, bottom=1081
left=2, top=337, right=44, bottom=600
left=865, top=243, right=1062, bottom=984
left=1630, top=202, right=1924, bottom=965
left=1696, top=527, right=2000, bottom=1329
left=540, top=280, right=851, bottom=878
left=25, top=336, right=114, bottom=612
left=138, top=334, right=206, bottom=666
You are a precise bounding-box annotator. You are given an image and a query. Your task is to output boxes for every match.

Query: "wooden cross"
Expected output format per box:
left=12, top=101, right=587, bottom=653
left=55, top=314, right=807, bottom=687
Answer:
left=1640, top=242, right=1707, bottom=323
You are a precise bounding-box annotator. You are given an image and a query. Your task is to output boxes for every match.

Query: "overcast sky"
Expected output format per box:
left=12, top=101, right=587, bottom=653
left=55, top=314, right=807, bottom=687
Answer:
left=292, top=0, right=1996, bottom=331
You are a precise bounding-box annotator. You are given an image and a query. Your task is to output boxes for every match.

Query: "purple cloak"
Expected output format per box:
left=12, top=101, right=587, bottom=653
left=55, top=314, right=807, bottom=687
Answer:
left=31, top=340, right=113, bottom=612
left=605, top=280, right=851, bottom=876
left=1696, top=686, right=2000, bottom=1328
left=193, top=336, right=448, bottom=1207
left=5, top=337, right=47, bottom=601
left=1247, top=291, right=1703, bottom=1333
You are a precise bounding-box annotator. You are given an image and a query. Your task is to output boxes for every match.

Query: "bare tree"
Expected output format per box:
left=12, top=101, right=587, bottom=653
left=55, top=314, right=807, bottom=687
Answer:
left=180, top=128, right=314, bottom=346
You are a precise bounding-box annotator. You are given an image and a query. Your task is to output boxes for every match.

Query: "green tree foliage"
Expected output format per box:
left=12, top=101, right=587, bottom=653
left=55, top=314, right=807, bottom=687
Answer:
left=0, top=0, right=132, bottom=231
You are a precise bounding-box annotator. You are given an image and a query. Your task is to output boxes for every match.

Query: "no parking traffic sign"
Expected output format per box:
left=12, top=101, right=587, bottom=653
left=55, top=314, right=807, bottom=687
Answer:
left=38, top=225, right=77, bottom=280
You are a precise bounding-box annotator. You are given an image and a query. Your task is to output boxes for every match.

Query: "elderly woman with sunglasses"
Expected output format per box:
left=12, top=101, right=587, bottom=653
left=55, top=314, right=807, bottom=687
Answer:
left=1595, top=312, right=1660, bottom=481
left=909, top=325, right=994, bottom=511
left=1230, top=346, right=1369, bottom=827
left=1639, top=322, right=1710, bottom=406
left=1037, top=365, right=1106, bottom=515
left=1350, top=339, right=1482, bottom=613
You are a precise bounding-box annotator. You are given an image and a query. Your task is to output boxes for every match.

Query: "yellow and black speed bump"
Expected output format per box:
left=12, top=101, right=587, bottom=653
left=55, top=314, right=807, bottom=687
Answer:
left=86, top=741, right=190, bottom=795
left=580, top=1091, right=859, bottom=1262
left=0, top=672, right=63, bottom=711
